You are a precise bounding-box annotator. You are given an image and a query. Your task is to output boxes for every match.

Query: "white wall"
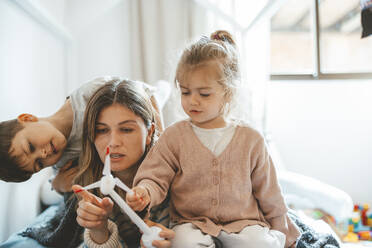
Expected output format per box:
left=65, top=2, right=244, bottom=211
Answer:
left=64, top=0, right=132, bottom=90
left=267, top=80, right=372, bottom=206
left=0, top=0, right=67, bottom=242
left=38, top=0, right=65, bottom=24
left=0, top=1, right=66, bottom=119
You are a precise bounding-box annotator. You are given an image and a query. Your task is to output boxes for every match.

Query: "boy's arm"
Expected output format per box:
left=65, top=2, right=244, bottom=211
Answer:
left=52, top=159, right=79, bottom=193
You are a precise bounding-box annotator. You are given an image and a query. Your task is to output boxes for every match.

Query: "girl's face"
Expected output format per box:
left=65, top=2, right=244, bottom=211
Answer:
left=94, top=104, right=152, bottom=176
left=179, top=62, right=227, bottom=129
left=10, top=120, right=67, bottom=172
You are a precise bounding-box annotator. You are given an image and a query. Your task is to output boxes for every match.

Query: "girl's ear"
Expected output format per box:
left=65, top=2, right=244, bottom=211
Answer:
left=146, top=122, right=155, bottom=146
left=17, top=113, right=38, bottom=123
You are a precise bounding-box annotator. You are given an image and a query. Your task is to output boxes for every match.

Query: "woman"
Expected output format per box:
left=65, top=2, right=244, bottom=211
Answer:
left=72, top=79, right=173, bottom=247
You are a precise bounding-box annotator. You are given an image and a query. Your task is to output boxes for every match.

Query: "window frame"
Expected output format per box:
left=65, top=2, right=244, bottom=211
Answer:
left=270, top=0, right=372, bottom=81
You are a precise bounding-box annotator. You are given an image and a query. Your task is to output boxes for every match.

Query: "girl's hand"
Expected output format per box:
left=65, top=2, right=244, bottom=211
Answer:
left=126, top=186, right=150, bottom=211
left=141, top=220, right=175, bottom=248
left=72, top=184, right=114, bottom=244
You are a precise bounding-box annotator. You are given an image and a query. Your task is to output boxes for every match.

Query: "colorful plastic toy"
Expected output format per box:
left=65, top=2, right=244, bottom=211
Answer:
left=344, top=204, right=372, bottom=242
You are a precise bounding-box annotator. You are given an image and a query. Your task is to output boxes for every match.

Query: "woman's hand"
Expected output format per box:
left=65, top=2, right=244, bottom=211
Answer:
left=72, top=184, right=114, bottom=244
left=52, top=160, right=79, bottom=193
left=141, top=220, right=175, bottom=248
left=126, top=186, right=150, bottom=211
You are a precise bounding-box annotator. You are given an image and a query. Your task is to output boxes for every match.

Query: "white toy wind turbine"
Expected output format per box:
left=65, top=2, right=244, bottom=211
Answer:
left=79, top=147, right=163, bottom=248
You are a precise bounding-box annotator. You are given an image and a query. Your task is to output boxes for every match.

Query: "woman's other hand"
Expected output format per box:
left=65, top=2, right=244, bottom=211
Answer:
left=72, top=184, right=114, bottom=244
left=140, top=220, right=175, bottom=248
left=126, top=186, right=150, bottom=211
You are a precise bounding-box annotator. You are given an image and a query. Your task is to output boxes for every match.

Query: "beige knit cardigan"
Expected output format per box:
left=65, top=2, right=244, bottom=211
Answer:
left=134, top=120, right=300, bottom=247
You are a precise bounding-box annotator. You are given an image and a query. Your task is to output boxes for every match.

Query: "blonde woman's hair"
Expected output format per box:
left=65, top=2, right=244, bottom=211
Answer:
left=74, top=79, right=157, bottom=198
left=175, top=30, right=240, bottom=116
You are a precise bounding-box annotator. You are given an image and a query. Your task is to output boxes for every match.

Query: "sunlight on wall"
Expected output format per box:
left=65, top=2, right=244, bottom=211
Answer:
left=267, top=80, right=372, bottom=205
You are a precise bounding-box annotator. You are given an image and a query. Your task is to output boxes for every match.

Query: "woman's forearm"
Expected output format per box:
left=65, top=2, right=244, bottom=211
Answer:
left=89, top=228, right=110, bottom=244
left=84, top=220, right=122, bottom=247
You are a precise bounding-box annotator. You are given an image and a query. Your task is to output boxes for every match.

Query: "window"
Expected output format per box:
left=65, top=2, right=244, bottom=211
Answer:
left=271, top=0, right=313, bottom=74
left=270, top=0, right=372, bottom=80
left=320, top=0, right=372, bottom=73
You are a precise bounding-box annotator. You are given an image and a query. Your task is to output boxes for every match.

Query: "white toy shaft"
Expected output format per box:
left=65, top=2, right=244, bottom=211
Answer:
left=115, top=178, right=134, bottom=195
left=109, top=190, right=151, bottom=235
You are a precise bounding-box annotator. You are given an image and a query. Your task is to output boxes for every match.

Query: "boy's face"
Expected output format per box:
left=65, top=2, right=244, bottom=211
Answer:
left=9, top=120, right=67, bottom=173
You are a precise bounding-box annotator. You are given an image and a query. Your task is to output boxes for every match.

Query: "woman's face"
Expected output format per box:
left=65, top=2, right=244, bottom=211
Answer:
left=94, top=103, right=152, bottom=175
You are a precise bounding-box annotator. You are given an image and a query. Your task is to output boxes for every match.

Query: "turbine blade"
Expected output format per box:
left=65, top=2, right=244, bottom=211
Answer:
left=103, top=147, right=111, bottom=176
left=115, top=178, right=134, bottom=195
left=83, top=181, right=101, bottom=191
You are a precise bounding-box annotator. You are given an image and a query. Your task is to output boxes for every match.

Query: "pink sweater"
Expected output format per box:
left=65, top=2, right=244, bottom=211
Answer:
left=134, top=120, right=300, bottom=247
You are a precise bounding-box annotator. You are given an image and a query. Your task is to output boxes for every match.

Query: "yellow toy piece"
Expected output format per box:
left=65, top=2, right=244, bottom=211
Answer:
left=343, top=232, right=359, bottom=243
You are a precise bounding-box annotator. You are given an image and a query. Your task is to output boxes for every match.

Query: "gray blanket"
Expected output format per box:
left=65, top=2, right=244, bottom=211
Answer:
left=288, top=210, right=340, bottom=248
left=21, top=198, right=340, bottom=248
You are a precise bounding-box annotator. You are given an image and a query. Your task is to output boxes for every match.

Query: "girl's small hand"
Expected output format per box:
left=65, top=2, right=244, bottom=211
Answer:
left=72, top=185, right=114, bottom=243
left=140, top=220, right=175, bottom=248
left=126, top=186, right=150, bottom=211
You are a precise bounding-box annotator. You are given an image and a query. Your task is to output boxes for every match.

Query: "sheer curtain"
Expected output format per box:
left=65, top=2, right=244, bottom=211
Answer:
left=129, top=0, right=207, bottom=84
left=128, top=0, right=209, bottom=126
left=128, top=0, right=270, bottom=130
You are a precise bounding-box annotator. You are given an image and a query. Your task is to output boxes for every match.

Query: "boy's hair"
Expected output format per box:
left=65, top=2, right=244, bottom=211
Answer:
left=175, top=30, right=240, bottom=115
left=0, top=119, right=32, bottom=182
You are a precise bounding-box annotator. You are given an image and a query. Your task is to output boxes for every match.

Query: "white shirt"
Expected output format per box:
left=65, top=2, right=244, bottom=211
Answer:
left=190, top=120, right=237, bottom=156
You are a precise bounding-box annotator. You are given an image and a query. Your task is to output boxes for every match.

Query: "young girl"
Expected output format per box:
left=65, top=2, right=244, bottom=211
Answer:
left=127, top=30, right=300, bottom=248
